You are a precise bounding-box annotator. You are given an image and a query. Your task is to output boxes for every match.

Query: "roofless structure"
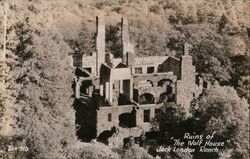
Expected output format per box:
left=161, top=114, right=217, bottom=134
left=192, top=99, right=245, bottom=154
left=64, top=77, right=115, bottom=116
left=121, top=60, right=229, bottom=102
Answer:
left=73, top=16, right=204, bottom=146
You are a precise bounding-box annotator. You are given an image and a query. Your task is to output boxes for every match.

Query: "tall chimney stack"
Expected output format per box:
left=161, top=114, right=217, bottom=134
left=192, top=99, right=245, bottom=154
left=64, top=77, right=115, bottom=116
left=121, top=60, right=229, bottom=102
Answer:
left=122, top=17, right=130, bottom=63
left=96, top=16, right=105, bottom=77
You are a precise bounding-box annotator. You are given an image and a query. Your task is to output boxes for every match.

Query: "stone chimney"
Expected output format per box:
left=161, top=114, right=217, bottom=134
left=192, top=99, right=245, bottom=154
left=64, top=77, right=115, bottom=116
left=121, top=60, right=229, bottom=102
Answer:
left=181, top=43, right=194, bottom=81
left=122, top=17, right=130, bottom=64
left=184, top=42, right=192, bottom=55
left=176, top=43, right=196, bottom=116
left=126, top=52, right=134, bottom=66
left=96, top=16, right=105, bottom=77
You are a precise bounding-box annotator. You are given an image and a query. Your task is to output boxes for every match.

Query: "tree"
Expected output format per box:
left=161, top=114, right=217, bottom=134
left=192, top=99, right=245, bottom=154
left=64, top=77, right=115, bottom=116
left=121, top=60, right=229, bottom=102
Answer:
left=129, top=15, right=179, bottom=57
left=153, top=85, right=249, bottom=159
left=152, top=103, right=193, bottom=158
left=180, top=23, right=233, bottom=83
left=105, top=24, right=122, bottom=58
left=191, top=85, right=249, bottom=159
left=13, top=23, right=77, bottom=158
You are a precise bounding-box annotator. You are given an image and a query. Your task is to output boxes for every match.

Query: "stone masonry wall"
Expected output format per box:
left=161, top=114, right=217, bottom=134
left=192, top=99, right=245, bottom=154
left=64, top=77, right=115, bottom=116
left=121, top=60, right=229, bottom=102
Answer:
left=176, top=54, right=196, bottom=116
left=96, top=107, right=119, bottom=136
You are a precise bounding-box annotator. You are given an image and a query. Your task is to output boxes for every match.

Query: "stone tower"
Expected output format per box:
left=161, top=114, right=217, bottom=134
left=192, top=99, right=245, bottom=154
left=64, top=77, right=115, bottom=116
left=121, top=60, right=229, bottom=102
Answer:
left=176, top=43, right=196, bottom=116
left=96, top=16, right=105, bottom=77
left=121, top=17, right=134, bottom=64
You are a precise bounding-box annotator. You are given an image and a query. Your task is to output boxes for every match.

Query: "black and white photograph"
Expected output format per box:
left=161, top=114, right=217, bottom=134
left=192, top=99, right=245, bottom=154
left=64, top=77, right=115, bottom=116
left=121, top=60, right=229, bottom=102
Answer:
left=0, top=0, right=249, bottom=159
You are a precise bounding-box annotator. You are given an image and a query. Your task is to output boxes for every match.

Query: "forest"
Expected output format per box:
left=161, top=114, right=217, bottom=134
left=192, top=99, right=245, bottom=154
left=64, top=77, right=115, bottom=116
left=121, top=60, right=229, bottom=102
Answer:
left=0, top=0, right=249, bottom=159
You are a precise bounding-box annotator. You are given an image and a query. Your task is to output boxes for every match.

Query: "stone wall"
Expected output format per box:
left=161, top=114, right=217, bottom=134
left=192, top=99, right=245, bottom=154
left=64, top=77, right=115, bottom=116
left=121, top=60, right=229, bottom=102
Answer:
left=134, top=56, right=168, bottom=66
left=82, top=53, right=97, bottom=76
left=137, top=86, right=166, bottom=103
left=136, top=104, right=162, bottom=132
left=96, top=107, right=119, bottom=136
left=111, top=68, right=132, bottom=80
left=159, top=57, right=181, bottom=79
left=133, top=73, right=177, bottom=88
left=176, top=48, right=197, bottom=115
left=96, top=104, right=162, bottom=137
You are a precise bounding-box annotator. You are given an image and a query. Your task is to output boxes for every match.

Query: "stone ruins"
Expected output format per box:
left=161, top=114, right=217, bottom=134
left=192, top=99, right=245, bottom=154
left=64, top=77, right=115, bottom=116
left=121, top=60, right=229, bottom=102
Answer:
left=73, top=16, right=204, bottom=146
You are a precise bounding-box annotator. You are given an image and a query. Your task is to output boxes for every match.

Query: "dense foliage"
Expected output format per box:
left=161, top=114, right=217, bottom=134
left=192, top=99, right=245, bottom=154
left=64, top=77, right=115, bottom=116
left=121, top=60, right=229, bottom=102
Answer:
left=155, top=85, right=249, bottom=159
left=191, top=85, right=249, bottom=159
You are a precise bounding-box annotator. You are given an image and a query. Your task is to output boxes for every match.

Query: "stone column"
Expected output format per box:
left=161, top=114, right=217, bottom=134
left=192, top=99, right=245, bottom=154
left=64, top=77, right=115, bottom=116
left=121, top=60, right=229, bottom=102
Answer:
left=142, top=67, right=147, bottom=74
left=96, top=16, right=105, bottom=77
left=129, top=79, right=133, bottom=101
left=122, top=17, right=130, bottom=63
left=150, top=109, right=154, bottom=120
left=89, top=86, right=94, bottom=97
left=75, top=79, right=81, bottom=99
left=100, top=84, right=104, bottom=96
left=109, top=81, right=113, bottom=105
left=136, top=109, right=142, bottom=127
left=105, top=82, right=110, bottom=100
left=154, top=66, right=157, bottom=73
left=119, top=80, right=123, bottom=94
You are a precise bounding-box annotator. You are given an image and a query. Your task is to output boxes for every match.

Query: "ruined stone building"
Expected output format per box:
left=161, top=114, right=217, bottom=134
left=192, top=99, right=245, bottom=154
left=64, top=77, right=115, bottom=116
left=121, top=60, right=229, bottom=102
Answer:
left=73, top=16, right=204, bottom=145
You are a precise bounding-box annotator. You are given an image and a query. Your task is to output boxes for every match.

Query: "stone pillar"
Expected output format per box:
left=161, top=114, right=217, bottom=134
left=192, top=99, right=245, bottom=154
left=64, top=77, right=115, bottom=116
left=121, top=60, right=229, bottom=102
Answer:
left=142, top=67, right=147, bottom=74
left=100, top=84, right=104, bottom=96
left=150, top=109, right=154, bottom=120
left=154, top=93, right=157, bottom=104
left=129, top=79, right=133, bottom=101
left=154, top=66, right=157, bottom=73
left=136, top=109, right=143, bottom=127
left=75, top=79, right=81, bottom=99
left=180, top=43, right=195, bottom=83
left=92, top=52, right=97, bottom=76
left=96, top=16, right=105, bottom=77
left=184, top=42, right=192, bottom=55
left=119, top=80, right=123, bottom=94
left=109, top=81, right=113, bottom=105
left=122, top=17, right=129, bottom=63
left=89, top=85, right=94, bottom=97
left=127, top=52, right=134, bottom=66
left=198, top=77, right=203, bottom=87
left=105, top=82, right=110, bottom=100
left=176, top=43, right=195, bottom=117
